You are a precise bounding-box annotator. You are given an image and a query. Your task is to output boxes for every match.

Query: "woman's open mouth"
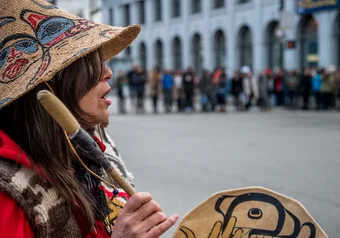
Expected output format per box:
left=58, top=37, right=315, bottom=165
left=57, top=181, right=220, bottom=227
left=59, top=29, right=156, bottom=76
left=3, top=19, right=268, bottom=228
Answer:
left=101, top=88, right=112, bottom=105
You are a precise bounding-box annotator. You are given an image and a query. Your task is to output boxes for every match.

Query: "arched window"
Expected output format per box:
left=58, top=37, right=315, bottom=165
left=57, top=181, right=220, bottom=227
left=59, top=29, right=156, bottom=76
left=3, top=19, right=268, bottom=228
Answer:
left=192, top=33, right=203, bottom=75
left=335, top=13, right=340, bottom=68
left=172, top=36, right=182, bottom=70
left=214, top=29, right=226, bottom=68
left=139, top=42, right=147, bottom=70
left=238, top=26, right=252, bottom=69
left=154, top=39, right=163, bottom=70
left=265, top=21, right=280, bottom=69
left=298, top=15, right=318, bottom=69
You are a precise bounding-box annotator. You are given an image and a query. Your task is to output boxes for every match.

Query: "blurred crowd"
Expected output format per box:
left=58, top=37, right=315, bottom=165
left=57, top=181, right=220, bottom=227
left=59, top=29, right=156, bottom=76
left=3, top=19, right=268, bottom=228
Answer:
left=113, top=64, right=340, bottom=114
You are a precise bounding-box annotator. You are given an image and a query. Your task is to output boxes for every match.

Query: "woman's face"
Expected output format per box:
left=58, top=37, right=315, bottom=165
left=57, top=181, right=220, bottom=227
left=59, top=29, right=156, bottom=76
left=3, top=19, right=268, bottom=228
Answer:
left=79, top=64, right=113, bottom=128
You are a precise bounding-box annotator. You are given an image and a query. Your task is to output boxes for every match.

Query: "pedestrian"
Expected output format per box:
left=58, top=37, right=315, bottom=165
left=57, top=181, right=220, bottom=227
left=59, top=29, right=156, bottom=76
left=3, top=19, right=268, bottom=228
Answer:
left=135, top=67, right=147, bottom=114
left=300, top=68, right=312, bottom=110
left=241, top=67, right=259, bottom=111
left=312, top=69, right=323, bottom=110
left=149, top=66, right=162, bottom=114
left=115, top=70, right=128, bottom=114
left=173, top=70, right=184, bottom=112
left=231, top=71, right=243, bottom=111
left=199, top=69, right=214, bottom=112
left=215, top=69, right=228, bottom=112
left=265, top=68, right=275, bottom=109
left=274, top=69, right=285, bottom=108
left=321, top=66, right=336, bottom=110
left=257, top=71, right=269, bottom=111
left=127, top=65, right=139, bottom=110
left=162, top=70, right=174, bottom=113
left=286, top=70, right=299, bottom=109
left=182, top=67, right=196, bottom=112
left=0, top=0, right=178, bottom=237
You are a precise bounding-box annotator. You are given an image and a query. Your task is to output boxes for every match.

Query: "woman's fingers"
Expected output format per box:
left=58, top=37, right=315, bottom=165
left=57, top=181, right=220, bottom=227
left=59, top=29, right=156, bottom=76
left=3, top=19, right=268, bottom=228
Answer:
left=139, top=211, right=167, bottom=232
left=123, top=192, right=153, bottom=213
left=145, top=214, right=179, bottom=238
left=134, top=200, right=162, bottom=221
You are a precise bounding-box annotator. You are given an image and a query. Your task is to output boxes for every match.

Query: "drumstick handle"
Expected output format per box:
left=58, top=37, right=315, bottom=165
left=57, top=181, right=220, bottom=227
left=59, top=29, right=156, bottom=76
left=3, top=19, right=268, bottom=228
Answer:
left=107, top=167, right=135, bottom=196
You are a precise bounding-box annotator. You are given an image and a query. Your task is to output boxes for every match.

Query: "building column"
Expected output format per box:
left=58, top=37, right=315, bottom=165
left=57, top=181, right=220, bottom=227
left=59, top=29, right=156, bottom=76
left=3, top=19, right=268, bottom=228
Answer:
left=182, top=0, right=190, bottom=69
left=227, top=2, right=235, bottom=76
left=202, top=0, right=212, bottom=71
left=316, top=12, right=333, bottom=67
left=253, top=0, right=263, bottom=75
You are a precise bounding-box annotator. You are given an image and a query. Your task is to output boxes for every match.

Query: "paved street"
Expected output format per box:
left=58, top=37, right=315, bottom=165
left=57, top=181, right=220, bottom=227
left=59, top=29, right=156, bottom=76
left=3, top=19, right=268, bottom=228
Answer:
left=106, top=101, right=340, bottom=237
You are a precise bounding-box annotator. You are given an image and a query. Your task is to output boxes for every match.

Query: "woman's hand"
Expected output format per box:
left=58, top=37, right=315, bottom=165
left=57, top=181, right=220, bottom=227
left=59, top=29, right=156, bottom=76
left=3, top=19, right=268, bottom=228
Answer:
left=111, top=192, right=179, bottom=238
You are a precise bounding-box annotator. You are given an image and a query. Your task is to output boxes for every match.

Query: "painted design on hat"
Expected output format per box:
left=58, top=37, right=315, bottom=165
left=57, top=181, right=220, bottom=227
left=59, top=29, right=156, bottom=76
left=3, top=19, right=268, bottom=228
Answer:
left=0, top=34, right=45, bottom=84
left=31, top=0, right=57, bottom=10
left=100, top=29, right=120, bottom=39
left=0, top=17, right=15, bottom=27
left=18, top=10, right=98, bottom=87
left=0, top=97, right=12, bottom=106
left=21, top=10, right=98, bottom=48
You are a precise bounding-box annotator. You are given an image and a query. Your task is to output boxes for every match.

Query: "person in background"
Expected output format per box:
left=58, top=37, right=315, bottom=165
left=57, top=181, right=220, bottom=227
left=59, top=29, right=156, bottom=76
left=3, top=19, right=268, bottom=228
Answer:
left=265, top=68, right=275, bottom=109
left=312, top=68, right=323, bottom=110
left=321, top=65, right=336, bottom=110
left=162, top=70, right=174, bottom=113
left=199, top=69, right=214, bottom=112
left=149, top=66, right=162, bottom=114
left=300, top=68, right=312, bottom=110
left=173, top=70, right=184, bottom=112
left=242, top=67, right=259, bottom=111
left=274, top=69, right=285, bottom=108
left=126, top=65, right=139, bottom=110
left=231, top=71, right=243, bottom=111
left=182, top=67, right=196, bottom=112
left=115, top=70, right=128, bottom=114
left=215, top=69, right=228, bottom=112
left=257, top=70, right=269, bottom=111
left=286, top=69, right=299, bottom=109
left=135, top=67, right=147, bottom=114
left=335, top=69, right=340, bottom=110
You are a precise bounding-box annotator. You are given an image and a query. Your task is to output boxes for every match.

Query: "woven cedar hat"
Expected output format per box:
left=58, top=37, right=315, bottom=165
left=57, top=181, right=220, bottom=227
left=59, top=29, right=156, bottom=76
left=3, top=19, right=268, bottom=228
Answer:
left=0, top=0, right=141, bottom=109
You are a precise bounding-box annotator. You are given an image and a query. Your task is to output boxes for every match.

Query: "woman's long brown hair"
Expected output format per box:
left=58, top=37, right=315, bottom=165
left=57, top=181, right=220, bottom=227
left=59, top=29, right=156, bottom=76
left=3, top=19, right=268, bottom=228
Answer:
left=0, top=49, right=105, bottom=233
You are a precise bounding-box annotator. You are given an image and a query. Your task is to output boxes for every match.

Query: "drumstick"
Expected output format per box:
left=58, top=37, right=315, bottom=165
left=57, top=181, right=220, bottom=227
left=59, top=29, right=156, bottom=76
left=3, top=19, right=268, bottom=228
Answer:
left=37, top=90, right=135, bottom=196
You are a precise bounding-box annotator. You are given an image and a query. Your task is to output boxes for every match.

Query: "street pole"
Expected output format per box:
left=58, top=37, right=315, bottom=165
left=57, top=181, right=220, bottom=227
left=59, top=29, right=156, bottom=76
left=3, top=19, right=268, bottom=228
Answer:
left=279, top=0, right=285, bottom=70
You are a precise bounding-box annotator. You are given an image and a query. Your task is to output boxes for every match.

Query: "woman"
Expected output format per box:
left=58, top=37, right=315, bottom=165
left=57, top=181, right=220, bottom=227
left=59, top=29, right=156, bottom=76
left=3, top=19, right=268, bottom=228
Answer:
left=0, top=0, right=178, bottom=237
left=148, top=66, right=162, bottom=114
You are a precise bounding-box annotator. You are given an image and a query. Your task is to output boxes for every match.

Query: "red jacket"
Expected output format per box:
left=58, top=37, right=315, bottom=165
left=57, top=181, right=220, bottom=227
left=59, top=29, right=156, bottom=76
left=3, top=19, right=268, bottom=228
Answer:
left=0, top=130, right=110, bottom=238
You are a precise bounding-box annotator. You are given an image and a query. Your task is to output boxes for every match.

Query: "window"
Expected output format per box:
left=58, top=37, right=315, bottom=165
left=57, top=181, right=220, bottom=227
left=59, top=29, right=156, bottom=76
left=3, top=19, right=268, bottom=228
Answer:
left=155, top=40, right=163, bottom=70
left=154, top=0, right=162, bottom=21
left=192, top=0, right=201, bottom=14
left=298, top=15, right=318, bottom=69
left=265, top=21, right=280, bottom=69
left=138, top=0, right=145, bottom=24
left=109, top=8, right=114, bottom=25
left=123, top=4, right=130, bottom=26
left=139, top=42, right=147, bottom=70
left=172, top=37, right=182, bottom=70
left=125, top=46, right=131, bottom=59
left=238, top=26, right=252, bottom=68
left=213, top=0, right=224, bottom=9
left=214, top=30, right=226, bottom=68
left=192, top=33, right=203, bottom=75
left=238, top=0, right=250, bottom=4
left=172, top=0, right=181, bottom=18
